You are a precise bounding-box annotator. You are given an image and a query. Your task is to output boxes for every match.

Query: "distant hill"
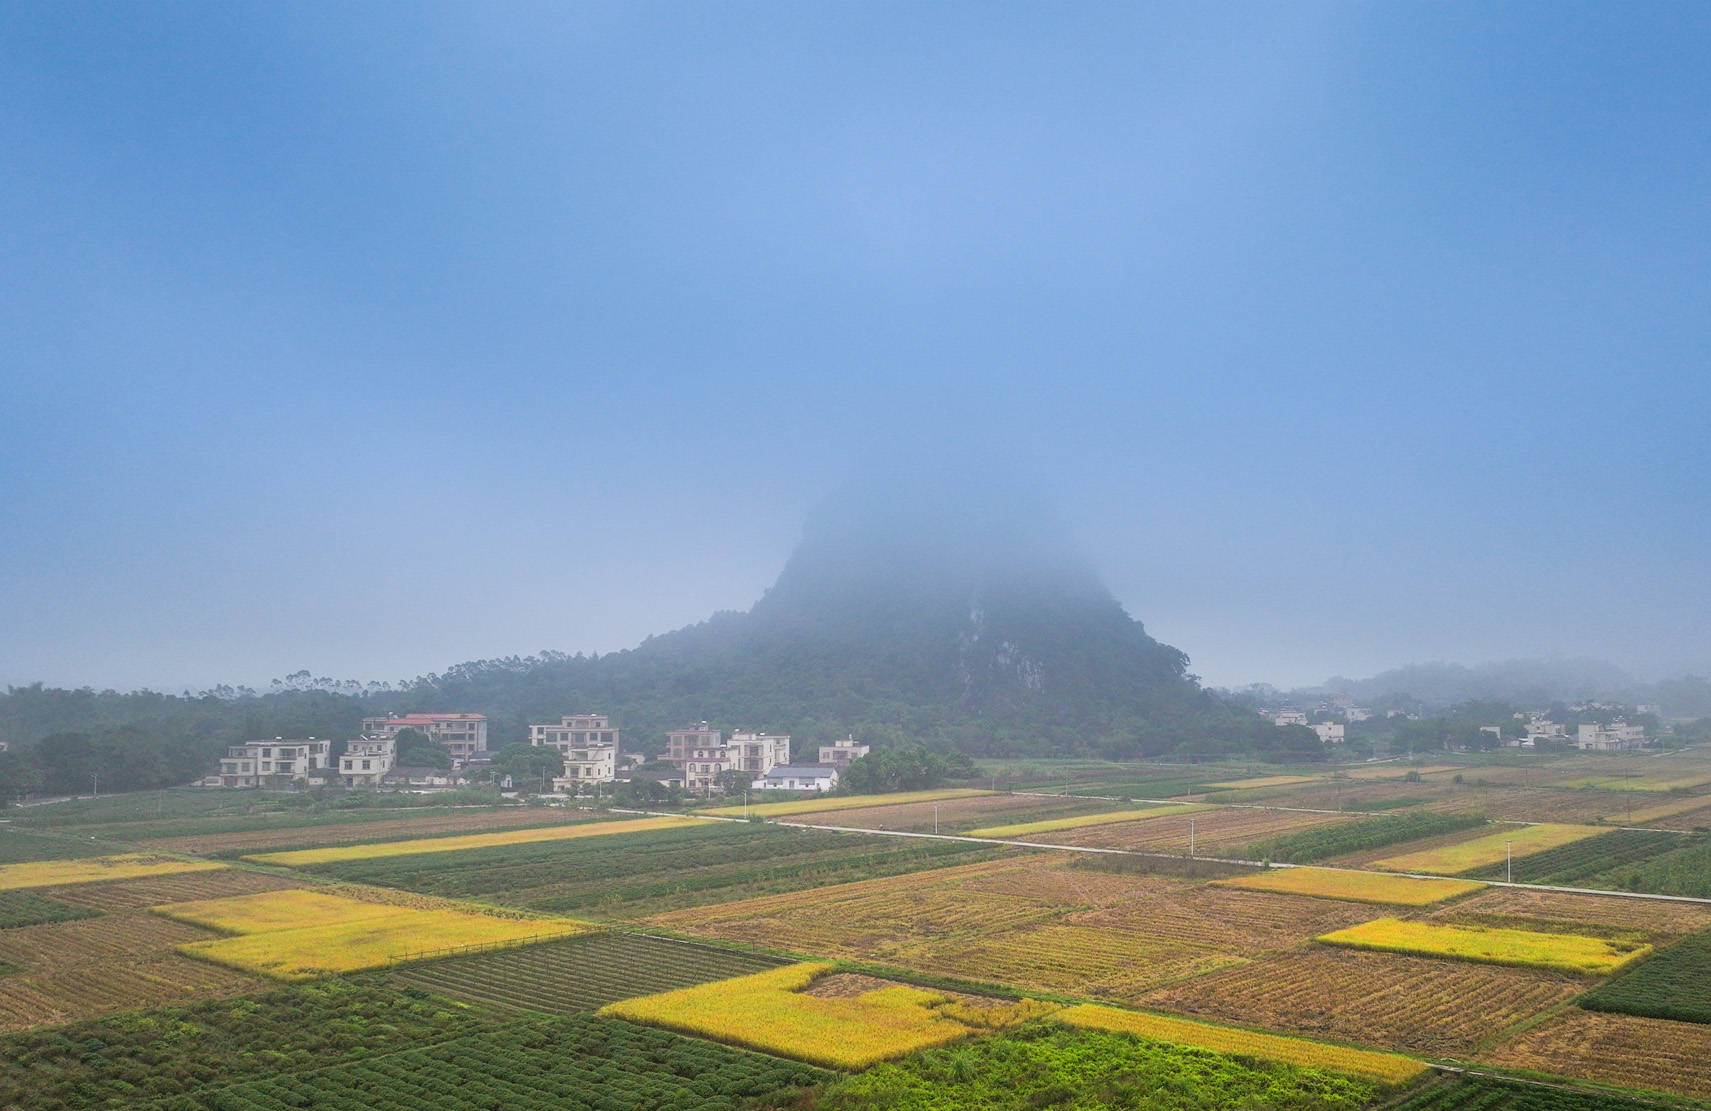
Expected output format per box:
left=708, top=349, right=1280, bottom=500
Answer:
left=1271, top=659, right=1711, bottom=718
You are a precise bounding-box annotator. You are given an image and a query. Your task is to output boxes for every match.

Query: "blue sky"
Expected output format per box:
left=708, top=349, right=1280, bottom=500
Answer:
left=3, top=3, right=1707, bottom=691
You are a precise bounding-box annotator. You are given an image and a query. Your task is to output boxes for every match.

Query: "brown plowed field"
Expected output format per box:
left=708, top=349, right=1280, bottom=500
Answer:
left=41, top=867, right=305, bottom=910
left=1066, top=885, right=1376, bottom=951
left=1043, top=807, right=1354, bottom=856
left=1480, top=1008, right=1711, bottom=1098
left=1424, top=886, right=1711, bottom=940
left=1139, top=947, right=1583, bottom=1057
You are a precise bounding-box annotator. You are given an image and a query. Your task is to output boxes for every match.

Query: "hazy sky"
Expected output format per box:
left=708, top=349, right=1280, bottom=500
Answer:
left=4, top=3, right=1708, bottom=693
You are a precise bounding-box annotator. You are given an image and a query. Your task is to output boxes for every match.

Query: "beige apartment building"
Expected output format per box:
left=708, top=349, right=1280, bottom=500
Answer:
left=341, top=735, right=397, bottom=787
left=666, top=722, right=792, bottom=792
left=215, top=739, right=332, bottom=787
left=531, top=714, right=621, bottom=788
left=361, top=713, right=488, bottom=760
left=818, top=736, right=870, bottom=766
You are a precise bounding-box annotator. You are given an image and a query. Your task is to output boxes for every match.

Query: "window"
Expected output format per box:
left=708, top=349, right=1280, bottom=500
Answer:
left=362, top=760, right=372, bottom=770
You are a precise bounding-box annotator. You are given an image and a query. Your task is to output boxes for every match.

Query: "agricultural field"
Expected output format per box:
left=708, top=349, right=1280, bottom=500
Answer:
left=1344, top=765, right=1461, bottom=781
left=601, top=961, right=1057, bottom=1069
left=1373, top=824, right=1604, bottom=875
left=245, top=813, right=697, bottom=866
left=1480, top=1008, right=1711, bottom=1099
left=701, top=787, right=992, bottom=819
left=386, top=930, right=785, bottom=1014
left=162, top=888, right=595, bottom=979
left=1423, top=787, right=1659, bottom=826
left=1041, top=806, right=1358, bottom=856
left=816, top=1023, right=1387, bottom=1111
left=1560, top=772, right=1711, bottom=792
left=746, top=791, right=1117, bottom=835
left=1626, top=794, right=1711, bottom=827
left=0, top=852, right=226, bottom=891
left=171, top=1013, right=831, bottom=1110
left=1316, top=917, right=1650, bottom=975
left=136, top=803, right=596, bottom=856
left=0, top=890, right=101, bottom=929
left=0, top=827, right=116, bottom=863
left=966, top=802, right=1211, bottom=840
left=1057, top=1003, right=1426, bottom=1083
left=298, top=821, right=1005, bottom=919
left=1427, top=886, right=1711, bottom=941
left=1214, top=867, right=1485, bottom=906
left=1577, top=835, right=1711, bottom=899
left=1138, top=948, right=1585, bottom=1057
left=35, top=864, right=306, bottom=911
left=1578, top=927, right=1711, bottom=1024
left=0, top=979, right=502, bottom=1110
left=1241, top=813, right=1487, bottom=864
left=1389, top=1074, right=1692, bottom=1111
left=1204, top=774, right=1323, bottom=791
left=1461, top=829, right=1687, bottom=886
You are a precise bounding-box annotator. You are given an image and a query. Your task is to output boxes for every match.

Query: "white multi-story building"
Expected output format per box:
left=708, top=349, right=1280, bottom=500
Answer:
left=1577, top=721, right=1647, bottom=752
left=818, top=736, right=870, bottom=767
left=1311, top=722, right=1345, bottom=744
left=361, top=714, right=487, bottom=761
left=666, top=722, right=791, bottom=792
left=533, top=714, right=621, bottom=791
left=1269, top=710, right=1309, bottom=727
left=215, top=738, right=332, bottom=787
left=341, top=735, right=397, bottom=787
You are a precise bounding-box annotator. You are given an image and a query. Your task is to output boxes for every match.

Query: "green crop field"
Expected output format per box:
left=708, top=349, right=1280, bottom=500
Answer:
left=1389, top=1073, right=1684, bottom=1111
left=0, top=828, right=115, bottom=863
left=0, top=890, right=101, bottom=929
left=1579, top=928, right=1711, bottom=1024
left=146, top=1014, right=830, bottom=1110
left=386, top=931, right=785, bottom=1014
left=1463, top=829, right=1688, bottom=886
left=1243, top=813, right=1486, bottom=864
left=1582, top=835, right=1711, bottom=898
left=302, top=821, right=1005, bottom=918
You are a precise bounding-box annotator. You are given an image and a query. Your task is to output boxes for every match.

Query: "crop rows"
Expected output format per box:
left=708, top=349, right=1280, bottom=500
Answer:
left=1392, top=1073, right=1686, bottom=1111
left=139, top=805, right=590, bottom=856
left=1139, top=948, right=1583, bottom=1057
left=147, top=1014, right=831, bottom=1110
left=0, top=829, right=113, bottom=864
left=1067, top=884, right=1376, bottom=950
left=1579, top=835, right=1711, bottom=898
left=1375, top=825, right=1604, bottom=875
left=1481, top=1008, right=1711, bottom=1098
left=1462, top=829, right=1687, bottom=885
left=40, top=866, right=305, bottom=910
left=247, top=814, right=694, bottom=867
left=1215, top=868, right=1484, bottom=907
left=1242, top=813, right=1487, bottom=864
left=387, top=931, right=785, bottom=1014
left=1427, top=887, right=1711, bottom=941
left=1319, top=918, right=1650, bottom=975
left=0, top=890, right=101, bottom=929
left=1049, top=808, right=1356, bottom=855
left=1579, top=927, right=1711, bottom=1024
left=0, top=853, right=226, bottom=892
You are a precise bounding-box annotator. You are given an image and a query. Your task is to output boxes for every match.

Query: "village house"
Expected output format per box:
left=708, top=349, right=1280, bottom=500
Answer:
left=817, top=736, right=870, bottom=766
left=752, top=764, right=840, bottom=792
left=530, top=714, right=620, bottom=789
left=360, top=713, right=488, bottom=762
left=1269, top=710, right=1309, bottom=727
left=666, top=721, right=791, bottom=792
left=1311, top=722, right=1345, bottom=744
left=1577, top=720, right=1647, bottom=751
left=341, top=735, right=397, bottom=787
left=214, top=738, right=332, bottom=787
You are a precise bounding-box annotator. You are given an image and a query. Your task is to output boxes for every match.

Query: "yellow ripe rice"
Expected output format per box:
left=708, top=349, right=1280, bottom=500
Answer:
left=1316, top=916, right=1649, bottom=975
left=1214, top=867, right=1485, bottom=907
left=246, top=815, right=698, bottom=867
left=701, top=788, right=993, bottom=819
left=1373, top=824, right=1604, bottom=875
left=967, top=804, right=1213, bottom=840
left=0, top=854, right=225, bottom=892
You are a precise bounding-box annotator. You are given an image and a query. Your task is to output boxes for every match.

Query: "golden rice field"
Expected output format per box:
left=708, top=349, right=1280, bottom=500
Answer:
left=701, top=787, right=992, bottom=819
left=1056, top=1003, right=1427, bottom=1083
left=1480, top=1008, right=1711, bottom=1099
left=965, top=803, right=1212, bottom=840
left=1214, top=868, right=1486, bottom=907
left=1204, top=775, right=1322, bottom=790
left=245, top=814, right=699, bottom=866
left=1316, top=917, right=1650, bottom=975
left=1341, top=765, right=1460, bottom=781
left=163, top=889, right=595, bottom=979
left=1139, top=947, right=1585, bottom=1058
left=1373, top=823, right=1603, bottom=875
left=600, top=961, right=1056, bottom=1069
left=1046, top=807, right=1355, bottom=855
left=0, top=853, right=226, bottom=892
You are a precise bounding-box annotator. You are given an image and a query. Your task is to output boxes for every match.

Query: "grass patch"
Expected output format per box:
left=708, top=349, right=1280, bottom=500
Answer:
left=1579, top=927, right=1711, bottom=1024
left=244, top=814, right=697, bottom=866
left=599, top=961, right=1057, bottom=1069
left=966, top=803, right=1211, bottom=840
left=816, top=1022, right=1386, bottom=1111
left=1214, top=868, right=1485, bottom=906
left=1316, top=917, right=1650, bottom=975
left=1374, top=824, right=1604, bottom=875
left=1056, top=1003, right=1426, bottom=1083
left=0, top=853, right=224, bottom=892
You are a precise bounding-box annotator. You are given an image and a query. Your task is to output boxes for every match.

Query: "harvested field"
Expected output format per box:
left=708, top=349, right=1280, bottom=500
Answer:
left=1139, top=947, right=1584, bottom=1057
left=1428, top=887, right=1711, bottom=941
left=0, top=853, right=225, bottom=892
left=140, top=805, right=595, bottom=856
left=1058, top=1003, right=1427, bottom=1083
left=1374, top=824, right=1604, bottom=875
left=247, top=814, right=699, bottom=866
left=1317, top=917, right=1649, bottom=975
left=1205, top=775, right=1322, bottom=790
left=388, top=931, right=786, bottom=1014
left=1343, top=765, right=1461, bottom=781
left=1479, top=1008, right=1711, bottom=1099
left=702, top=788, right=992, bottom=819
left=1423, top=788, right=1656, bottom=825
left=1629, top=796, right=1711, bottom=827
left=1215, top=868, right=1485, bottom=906
left=1045, top=807, right=1357, bottom=856
left=0, top=909, right=221, bottom=973
left=967, top=803, right=1212, bottom=840
left=1066, top=885, right=1377, bottom=952
left=40, top=867, right=304, bottom=910
left=767, top=793, right=1108, bottom=834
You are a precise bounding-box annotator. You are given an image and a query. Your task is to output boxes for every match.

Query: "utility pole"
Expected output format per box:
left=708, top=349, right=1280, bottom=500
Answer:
left=744, top=788, right=750, bottom=819
left=91, top=772, right=98, bottom=798
left=934, top=803, right=939, bottom=836
left=1506, top=839, right=1513, bottom=883
left=1189, top=817, right=1196, bottom=859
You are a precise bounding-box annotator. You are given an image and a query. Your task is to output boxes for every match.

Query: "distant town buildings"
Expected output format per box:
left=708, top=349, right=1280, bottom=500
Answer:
left=752, top=764, right=839, bottom=792
left=216, top=739, right=332, bottom=788
left=340, top=735, right=397, bottom=787
left=818, top=736, right=870, bottom=767
left=1577, top=720, right=1647, bottom=752
left=1268, top=710, right=1309, bottom=727
left=361, top=713, right=487, bottom=761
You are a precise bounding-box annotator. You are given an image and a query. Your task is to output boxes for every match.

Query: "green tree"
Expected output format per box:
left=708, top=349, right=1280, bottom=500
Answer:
left=393, top=727, right=451, bottom=769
